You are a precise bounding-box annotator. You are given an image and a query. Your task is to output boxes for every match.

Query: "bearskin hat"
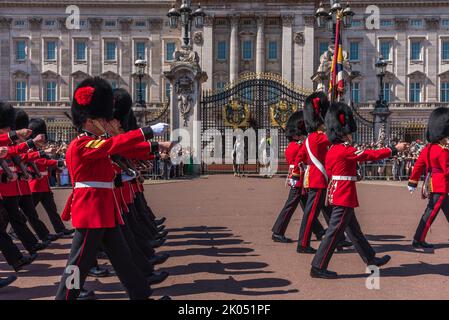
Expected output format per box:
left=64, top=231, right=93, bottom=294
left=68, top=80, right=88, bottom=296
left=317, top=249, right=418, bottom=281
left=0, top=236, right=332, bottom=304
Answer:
left=304, top=91, right=330, bottom=133
left=0, top=102, right=16, bottom=130
left=112, top=88, right=133, bottom=132
left=127, top=109, right=139, bottom=132
left=28, top=118, right=47, bottom=138
left=285, top=110, right=307, bottom=141
left=71, top=77, right=114, bottom=131
left=14, top=108, right=29, bottom=130
left=325, top=102, right=357, bottom=144
left=426, top=107, right=449, bottom=143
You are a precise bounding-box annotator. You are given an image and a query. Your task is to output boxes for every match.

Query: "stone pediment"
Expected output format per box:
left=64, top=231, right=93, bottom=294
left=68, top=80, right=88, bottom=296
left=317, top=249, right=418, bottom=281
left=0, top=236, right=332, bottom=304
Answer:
left=101, top=71, right=120, bottom=79
left=407, top=70, right=426, bottom=79
left=439, top=70, right=449, bottom=79
left=41, top=70, right=59, bottom=79
left=71, top=70, right=90, bottom=79
left=12, top=70, right=30, bottom=78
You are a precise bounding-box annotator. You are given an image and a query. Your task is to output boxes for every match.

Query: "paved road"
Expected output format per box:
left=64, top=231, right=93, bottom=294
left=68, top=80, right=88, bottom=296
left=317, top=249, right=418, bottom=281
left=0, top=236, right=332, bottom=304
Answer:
left=1, top=175, right=449, bottom=300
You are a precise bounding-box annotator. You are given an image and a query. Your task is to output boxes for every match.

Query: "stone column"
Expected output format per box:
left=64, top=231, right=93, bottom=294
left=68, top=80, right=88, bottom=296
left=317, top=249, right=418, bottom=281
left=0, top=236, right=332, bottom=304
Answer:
left=281, top=15, right=294, bottom=83
left=58, top=18, right=70, bottom=102
left=426, top=18, right=439, bottom=102
left=149, top=18, right=163, bottom=102
left=256, top=16, right=265, bottom=74
left=119, top=18, right=133, bottom=91
left=229, top=15, right=239, bottom=83
left=395, top=18, right=408, bottom=102
left=28, top=17, right=42, bottom=102
left=202, top=16, right=214, bottom=90
left=0, top=18, right=12, bottom=101
left=89, top=18, right=103, bottom=76
left=301, top=15, right=315, bottom=90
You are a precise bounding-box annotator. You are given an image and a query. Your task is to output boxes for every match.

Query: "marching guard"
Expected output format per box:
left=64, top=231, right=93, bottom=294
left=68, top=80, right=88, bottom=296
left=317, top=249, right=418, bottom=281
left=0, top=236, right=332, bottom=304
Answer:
left=271, top=110, right=325, bottom=243
left=55, top=77, right=170, bottom=300
left=310, top=102, right=407, bottom=279
left=408, top=107, right=449, bottom=249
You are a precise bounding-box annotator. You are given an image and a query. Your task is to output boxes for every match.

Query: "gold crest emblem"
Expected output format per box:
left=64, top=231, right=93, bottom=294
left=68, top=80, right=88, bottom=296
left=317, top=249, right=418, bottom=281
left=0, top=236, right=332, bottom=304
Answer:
left=270, top=99, right=297, bottom=129
left=223, top=99, right=250, bottom=129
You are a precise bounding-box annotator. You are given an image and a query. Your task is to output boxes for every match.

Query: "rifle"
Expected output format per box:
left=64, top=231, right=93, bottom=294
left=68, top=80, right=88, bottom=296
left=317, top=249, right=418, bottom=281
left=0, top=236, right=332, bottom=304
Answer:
left=0, top=159, right=14, bottom=182
left=11, top=155, right=30, bottom=180
left=27, top=161, right=42, bottom=179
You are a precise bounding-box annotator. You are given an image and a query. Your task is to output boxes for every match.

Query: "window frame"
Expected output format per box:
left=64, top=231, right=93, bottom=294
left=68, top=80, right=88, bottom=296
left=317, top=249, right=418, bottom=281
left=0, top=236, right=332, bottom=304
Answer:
left=409, top=82, right=422, bottom=102
left=242, top=40, right=253, bottom=61
left=104, top=40, right=117, bottom=62
left=268, top=41, right=278, bottom=61
left=410, top=40, right=423, bottom=61
left=15, top=80, right=27, bottom=102
left=349, top=41, right=360, bottom=62
left=45, top=81, right=57, bottom=102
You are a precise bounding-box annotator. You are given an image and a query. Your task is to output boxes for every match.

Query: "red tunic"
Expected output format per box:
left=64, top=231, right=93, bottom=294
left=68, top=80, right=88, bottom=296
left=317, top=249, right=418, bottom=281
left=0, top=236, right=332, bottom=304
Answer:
left=408, top=144, right=449, bottom=193
left=28, top=158, right=59, bottom=193
left=61, top=129, right=147, bottom=229
left=302, top=131, right=331, bottom=189
left=285, top=141, right=305, bottom=188
left=326, top=144, right=392, bottom=208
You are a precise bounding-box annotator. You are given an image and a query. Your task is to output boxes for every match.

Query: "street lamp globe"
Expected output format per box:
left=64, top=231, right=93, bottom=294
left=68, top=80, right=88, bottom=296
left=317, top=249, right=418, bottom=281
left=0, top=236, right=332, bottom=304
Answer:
left=342, top=5, right=355, bottom=28
left=167, top=5, right=180, bottom=29
left=315, top=2, right=328, bottom=29
left=179, top=1, right=192, bottom=25
left=193, top=5, right=206, bottom=29
left=134, top=59, right=147, bottom=75
left=375, top=55, right=388, bottom=76
left=330, top=0, right=342, bottom=24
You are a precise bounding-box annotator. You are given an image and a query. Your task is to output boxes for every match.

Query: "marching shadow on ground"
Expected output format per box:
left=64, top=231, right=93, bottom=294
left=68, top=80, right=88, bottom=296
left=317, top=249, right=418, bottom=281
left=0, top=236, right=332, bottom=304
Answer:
left=338, top=261, right=449, bottom=279
left=157, top=225, right=298, bottom=297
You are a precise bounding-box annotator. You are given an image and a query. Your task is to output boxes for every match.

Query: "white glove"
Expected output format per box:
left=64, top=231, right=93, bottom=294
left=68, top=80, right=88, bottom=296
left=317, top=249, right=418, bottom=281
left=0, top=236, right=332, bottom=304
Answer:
left=150, top=123, right=169, bottom=136
left=408, top=186, right=416, bottom=194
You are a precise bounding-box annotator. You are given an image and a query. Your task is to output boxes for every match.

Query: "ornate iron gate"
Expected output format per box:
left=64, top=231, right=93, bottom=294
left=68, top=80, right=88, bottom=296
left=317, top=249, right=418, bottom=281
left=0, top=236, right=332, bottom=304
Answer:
left=201, top=73, right=311, bottom=174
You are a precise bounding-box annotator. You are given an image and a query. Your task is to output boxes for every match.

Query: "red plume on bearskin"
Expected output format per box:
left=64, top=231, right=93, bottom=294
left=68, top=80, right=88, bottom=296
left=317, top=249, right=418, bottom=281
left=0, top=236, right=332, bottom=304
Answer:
left=74, top=86, right=95, bottom=107
left=304, top=91, right=329, bottom=133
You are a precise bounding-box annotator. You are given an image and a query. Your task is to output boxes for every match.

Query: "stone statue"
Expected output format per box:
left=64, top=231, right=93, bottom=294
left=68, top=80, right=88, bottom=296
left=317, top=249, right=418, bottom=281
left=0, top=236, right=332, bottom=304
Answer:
left=316, top=45, right=352, bottom=94
left=175, top=75, right=194, bottom=126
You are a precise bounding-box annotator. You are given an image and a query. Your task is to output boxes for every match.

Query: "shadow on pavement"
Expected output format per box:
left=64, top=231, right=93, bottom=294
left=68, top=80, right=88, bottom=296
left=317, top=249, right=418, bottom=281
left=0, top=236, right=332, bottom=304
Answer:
left=161, top=261, right=273, bottom=276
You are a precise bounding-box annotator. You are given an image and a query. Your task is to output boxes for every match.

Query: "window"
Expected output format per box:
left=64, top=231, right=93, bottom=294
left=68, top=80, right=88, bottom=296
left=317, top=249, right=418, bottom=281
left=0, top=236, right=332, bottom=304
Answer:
left=45, top=81, right=57, bottom=102
left=380, top=41, right=391, bottom=61
left=135, top=21, right=146, bottom=27
left=443, top=20, right=449, bottom=27
left=135, top=42, right=146, bottom=60
left=16, top=40, right=26, bottom=61
left=15, top=20, right=25, bottom=27
left=351, top=20, right=362, bottom=27
left=442, top=82, right=449, bottom=102
left=45, top=20, right=56, bottom=27
left=75, top=41, right=86, bottom=61
left=442, top=41, right=449, bottom=61
left=380, top=20, right=393, bottom=27
left=105, top=41, right=117, bottom=61
left=410, top=19, right=422, bottom=27
left=383, top=83, right=391, bottom=102
left=15, top=81, right=26, bottom=102
left=216, top=82, right=226, bottom=90
left=110, top=80, right=118, bottom=90
left=217, top=41, right=227, bottom=60
left=166, top=42, right=176, bottom=61
left=46, top=41, right=57, bottom=61
left=410, top=41, right=422, bottom=61
left=352, top=82, right=360, bottom=103
left=105, top=20, right=117, bottom=27
left=242, top=40, right=253, bottom=60
left=349, top=41, right=359, bottom=61
left=268, top=41, right=278, bottom=60
left=165, top=82, right=171, bottom=101
left=134, top=81, right=147, bottom=102
left=409, top=82, right=421, bottom=102
left=319, top=42, right=328, bottom=56
left=267, top=86, right=277, bottom=101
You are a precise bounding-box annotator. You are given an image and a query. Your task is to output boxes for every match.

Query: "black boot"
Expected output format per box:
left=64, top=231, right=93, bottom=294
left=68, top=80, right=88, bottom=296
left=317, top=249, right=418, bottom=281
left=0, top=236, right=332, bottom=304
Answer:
left=296, top=246, right=317, bottom=254
left=315, top=229, right=327, bottom=241
left=77, top=289, right=96, bottom=300
left=412, top=240, right=434, bottom=249
left=367, top=255, right=391, bottom=267
left=310, top=267, right=338, bottom=279
left=149, top=253, right=170, bottom=266
left=154, top=217, right=166, bottom=226
left=0, top=275, right=17, bottom=289
left=147, top=271, right=169, bottom=285
left=12, top=253, right=38, bottom=272
left=272, top=233, right=293, bottom=243
left=88, top=266, right=111, bottom=278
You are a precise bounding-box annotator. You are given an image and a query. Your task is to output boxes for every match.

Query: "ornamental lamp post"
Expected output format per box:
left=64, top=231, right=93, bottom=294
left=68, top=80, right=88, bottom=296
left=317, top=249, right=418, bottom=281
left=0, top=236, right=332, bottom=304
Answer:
left=372, top=54, right=391, bottom=143
left=315, top=1, right=354, bottom=43
left=167, top=1, right=206, bottom=48
left=134, top=58, right=147, bottom=125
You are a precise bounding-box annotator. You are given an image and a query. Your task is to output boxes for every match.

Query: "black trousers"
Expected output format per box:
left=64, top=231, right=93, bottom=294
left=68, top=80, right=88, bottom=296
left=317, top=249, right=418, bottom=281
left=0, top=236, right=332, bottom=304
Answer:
left=126, top=206, right=155, bottom=257
left=55, top=226, right=152, bottom=300
left=32, top=192, right=66, bottom=233
left=136, top=192, right=156, bottom=221
left=1, top=196, right=38, bottom=253
left=121, top=214, right=154, bottom=276
left=133, top=196, right=158, bottom=236
left=272, top=187, right=325, bottom=236
left=19, top=195, right=50, bottom=241
left=312, top=206, right=376, bottom=270
left=0, top=202, right=23, bottom=266
left=414, top=193, right=449, bottom=242
left=298, top=188, right=328, bottom=248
